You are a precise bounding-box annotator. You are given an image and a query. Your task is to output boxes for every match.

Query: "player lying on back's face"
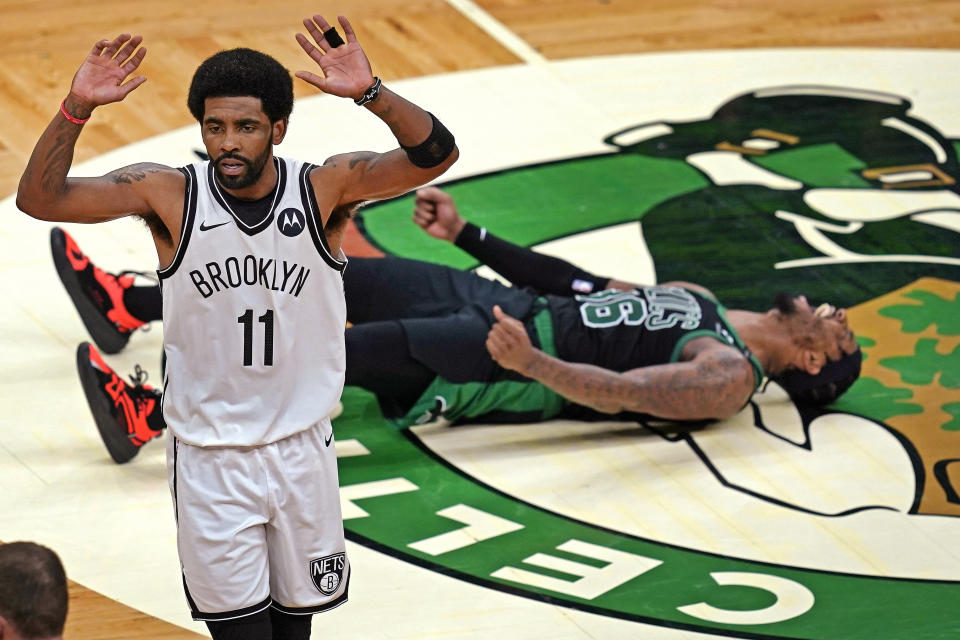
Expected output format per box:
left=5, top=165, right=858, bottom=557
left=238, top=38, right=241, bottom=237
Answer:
left=776, top=292, right=858, bottom=361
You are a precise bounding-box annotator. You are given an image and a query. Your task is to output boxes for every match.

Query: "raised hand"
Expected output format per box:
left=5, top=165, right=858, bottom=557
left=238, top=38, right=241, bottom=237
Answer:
left=69, top=34, right=147, bottom=115
left=412, top=187, right=467, bottom=242
left=295, top=15, right=374, bottom=100
left=486, top=305, right=537, bottom=373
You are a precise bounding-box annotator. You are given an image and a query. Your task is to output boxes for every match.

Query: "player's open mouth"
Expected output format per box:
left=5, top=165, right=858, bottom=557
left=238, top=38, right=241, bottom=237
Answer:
left=219, top=160, right=246, bottom=175
left=815, top=303, right=836, bottom=318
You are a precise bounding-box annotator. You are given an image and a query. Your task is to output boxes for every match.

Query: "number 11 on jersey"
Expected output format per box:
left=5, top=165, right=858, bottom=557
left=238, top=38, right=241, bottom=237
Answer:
left=238, top=309, right=275, bottom=366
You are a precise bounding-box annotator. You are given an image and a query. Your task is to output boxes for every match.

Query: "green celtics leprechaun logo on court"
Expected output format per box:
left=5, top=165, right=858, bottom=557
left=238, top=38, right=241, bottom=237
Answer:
left=338, top=86, right=960, bottom=639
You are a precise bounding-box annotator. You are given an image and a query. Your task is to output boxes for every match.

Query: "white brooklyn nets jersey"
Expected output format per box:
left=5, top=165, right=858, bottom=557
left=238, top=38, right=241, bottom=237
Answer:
left=158, top=157, right=347, bottom=446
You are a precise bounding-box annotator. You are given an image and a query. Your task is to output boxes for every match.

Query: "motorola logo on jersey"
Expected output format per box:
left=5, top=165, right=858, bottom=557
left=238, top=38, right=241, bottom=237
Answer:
left=278, top=207, right=306, bottom=237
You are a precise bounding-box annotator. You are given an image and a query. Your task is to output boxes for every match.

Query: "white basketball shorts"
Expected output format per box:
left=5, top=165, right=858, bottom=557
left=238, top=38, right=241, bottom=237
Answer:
left=166, top=419, right=349, bottom=621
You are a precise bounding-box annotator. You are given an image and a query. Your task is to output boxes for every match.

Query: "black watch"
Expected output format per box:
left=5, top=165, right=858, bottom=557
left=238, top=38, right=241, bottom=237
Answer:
left=354, top=77, right=382, bottom=106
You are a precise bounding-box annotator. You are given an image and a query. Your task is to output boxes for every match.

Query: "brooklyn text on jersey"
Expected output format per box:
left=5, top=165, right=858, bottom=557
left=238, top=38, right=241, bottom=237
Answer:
left=188, top=255, right=311, bottom=299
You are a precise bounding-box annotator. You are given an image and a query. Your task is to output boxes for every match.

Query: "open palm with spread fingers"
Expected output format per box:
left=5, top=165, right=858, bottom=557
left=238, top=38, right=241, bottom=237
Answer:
left=295, top=14, right=374, bottom=100
left=69, top=34, right=147, bottom=112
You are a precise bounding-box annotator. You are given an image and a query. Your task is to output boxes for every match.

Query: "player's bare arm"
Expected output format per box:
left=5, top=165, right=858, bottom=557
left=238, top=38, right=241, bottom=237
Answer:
left=487, top=305, right=755, bottom=420
left=295, top=15, right=458, bottom=216
left=16, top=34, right=178, bottom=225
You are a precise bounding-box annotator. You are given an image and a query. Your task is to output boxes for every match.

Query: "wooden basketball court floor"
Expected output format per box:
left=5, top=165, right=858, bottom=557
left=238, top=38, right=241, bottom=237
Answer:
left=1, top=1, right=959, bottom=638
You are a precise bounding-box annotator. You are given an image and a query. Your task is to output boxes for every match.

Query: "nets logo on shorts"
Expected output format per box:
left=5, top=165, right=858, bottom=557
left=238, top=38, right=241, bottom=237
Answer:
left=277, top=207, right=306, bottom=237
left=310, top=552, right=346, bottom=595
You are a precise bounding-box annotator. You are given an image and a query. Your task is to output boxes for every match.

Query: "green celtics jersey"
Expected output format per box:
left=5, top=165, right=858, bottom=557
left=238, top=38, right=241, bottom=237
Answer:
left=550, top=286, right=763, bottom=421
left=397, top=286, right=763, bottom=429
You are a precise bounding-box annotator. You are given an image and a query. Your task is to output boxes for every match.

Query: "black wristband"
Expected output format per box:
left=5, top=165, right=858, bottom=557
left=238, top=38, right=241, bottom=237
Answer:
left=354, top=77, right=382, bottom=106
left=401, top=113, right=456, bottom=168
left=453, top=221, right=485, bottom=247
left=455, top=222, right=611, bottom=296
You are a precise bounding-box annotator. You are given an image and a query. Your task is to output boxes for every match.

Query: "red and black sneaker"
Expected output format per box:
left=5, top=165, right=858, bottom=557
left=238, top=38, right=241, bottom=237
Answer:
left=76, top=342, right=166, bottom=464
left=51, top=227, right=148, bottom=354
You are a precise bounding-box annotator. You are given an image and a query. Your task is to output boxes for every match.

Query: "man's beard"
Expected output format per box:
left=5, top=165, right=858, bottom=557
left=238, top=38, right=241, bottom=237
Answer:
left=214, top=143, right=272, bottom=190
left=773, top=291, right=797, bottom=315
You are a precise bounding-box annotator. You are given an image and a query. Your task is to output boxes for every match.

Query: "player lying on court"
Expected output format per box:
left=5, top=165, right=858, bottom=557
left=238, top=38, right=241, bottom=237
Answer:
left=53, top=187, right=862, bottom=462
left=19, top=15, right=457, bottom=640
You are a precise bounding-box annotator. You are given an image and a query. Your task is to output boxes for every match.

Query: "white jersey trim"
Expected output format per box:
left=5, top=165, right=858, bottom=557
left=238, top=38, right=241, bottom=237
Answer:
left=158, top=159, right=347, bottom=275
left=299, top=162, right=348, bottom=272
left=208, top=158, right=286, bottom=235
left=157, top=164, right=198, bottom=281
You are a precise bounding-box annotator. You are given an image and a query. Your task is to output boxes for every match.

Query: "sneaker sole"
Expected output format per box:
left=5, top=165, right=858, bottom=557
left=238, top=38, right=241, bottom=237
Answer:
left=51, top=228, right=131, bottom=355
left=76, top=342, right=140, bottom=464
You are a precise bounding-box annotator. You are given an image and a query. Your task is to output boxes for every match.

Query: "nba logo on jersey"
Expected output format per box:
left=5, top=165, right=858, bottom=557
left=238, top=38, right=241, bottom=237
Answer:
left=310, top=553, right=346, bottom=595
left=277, top=207, right=306, bottom=237
left=571, top=278, right=594, bottom=293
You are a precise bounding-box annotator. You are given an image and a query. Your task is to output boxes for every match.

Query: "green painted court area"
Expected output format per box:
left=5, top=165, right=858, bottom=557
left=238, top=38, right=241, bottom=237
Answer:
left=349, top=83, right=960, bottom=638
left=336, top=388, right=960, bottom=640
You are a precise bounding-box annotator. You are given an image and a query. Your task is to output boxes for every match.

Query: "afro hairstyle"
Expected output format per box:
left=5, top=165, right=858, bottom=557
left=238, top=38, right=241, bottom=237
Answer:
left=187, top=48, right=293, bottom=124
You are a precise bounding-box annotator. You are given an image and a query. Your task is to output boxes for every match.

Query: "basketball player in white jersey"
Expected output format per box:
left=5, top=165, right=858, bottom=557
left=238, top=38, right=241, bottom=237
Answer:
left=16, top=14, right=458, bottom=639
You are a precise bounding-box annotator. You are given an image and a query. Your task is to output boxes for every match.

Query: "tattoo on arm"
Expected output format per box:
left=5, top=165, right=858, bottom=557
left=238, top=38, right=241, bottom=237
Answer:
left=39, top=128, right=81, bottom=194
left=348, top=152, right=376, bottom=170
left=521, top=353, right=637, bottom=415
left=108, top=164, right=164, bottom=184
left=364, top=97, right=432, bottom=147
left=521, top=346, right=753, bottom=420
left=367, top=101, right=396, bottom=126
